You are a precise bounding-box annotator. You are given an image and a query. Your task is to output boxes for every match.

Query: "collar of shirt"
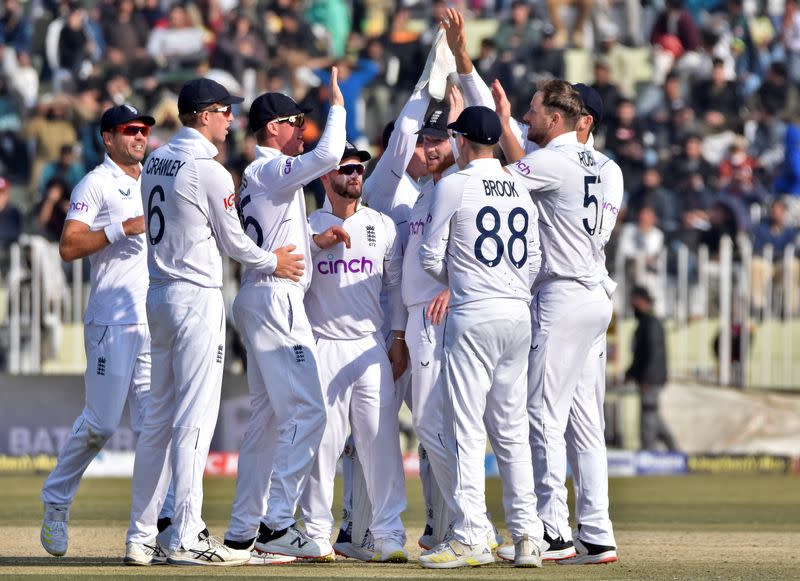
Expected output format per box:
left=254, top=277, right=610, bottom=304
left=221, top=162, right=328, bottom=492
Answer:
left=586, top=132, right=595, bottom=150
left=102, top=153, right=141, bottom=179
left=171, top=126, right=218, bottom=158
left=464, top=158, right=502, bottom=172
left=546, top=131, right=579, bottom=149
left=254, top=144, right=283, bottom=160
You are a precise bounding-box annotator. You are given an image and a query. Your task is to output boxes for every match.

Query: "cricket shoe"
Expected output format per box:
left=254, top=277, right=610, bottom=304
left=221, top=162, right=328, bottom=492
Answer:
left=332, top=522, right=362, bottom=559
left=418, top=524, right=437, bottom=550
left=513, top=534, right=543, bottom=568
left=254, top=522, right=334, bottom=561
left=419, top=539, right=494, bottom=569
left=557, top=537, right=617, bottom=565
left=497, top=530, right=575, bottom=562
left=40, top=505, right=69, bottom=557
left=362, top=532, right=408, bottom=563
left=124, top=541, right=168, bottom=566
left=248, top=549, right=297, bottom=565
left=488, top=519, right=503, bottom=550
left=166, top=531, right=250, bottom=566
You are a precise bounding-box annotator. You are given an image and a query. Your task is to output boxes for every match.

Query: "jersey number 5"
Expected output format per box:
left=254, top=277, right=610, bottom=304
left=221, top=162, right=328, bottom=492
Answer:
left=474, top=206, right=529, bottom=268
left=582, top=175, right=601, bottom=236
left=147, top=185, right=165, bottom=245
left=239, top=194, right=264, bottom=247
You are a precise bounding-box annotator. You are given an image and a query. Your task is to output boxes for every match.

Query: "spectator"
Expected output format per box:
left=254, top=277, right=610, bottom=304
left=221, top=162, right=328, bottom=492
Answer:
left=57, top=3, right=100, bottom=85
left=315, top=57, right=379, bottom=145
left=774, top=120, right=800, bottom=196
left=146, top=3, right=207, bottom=72
left=24, top=96, right=77, bottom=191
left=605, top=97, right=646, bottom=195
left=474, top=38, right=513, bottom=95
left=524, top=24, right=565, bottom=83
left=212, top=12, right=268, bottom=83
left=100, top=0, right=154, bottom=79
left=383, top=8, right=425, bottom=102
left=692, top=57, right=742, bottom=131
left=306, top=0, right=351, bottom=58
left=626, top=286, right=678, bottom=452
left=590, top=59, right=621, bottom=130
left=546, top=0, right=593, bottom=48
left=649, top=0, right=702, bottom=84
left=495, top=0, right=541, bottom=58
left=665, top=133, right=716, bottom=192
left=38, top=144, right=84, bottom=193
left=700, top=198, right=748, bottom=259
left=32, top=177, right=71, bottom=242
left=751, top=198, right=800, bottom=314
left=617, top=205, right=665, bottom=266
left=0, top=176, right=22, bottom=276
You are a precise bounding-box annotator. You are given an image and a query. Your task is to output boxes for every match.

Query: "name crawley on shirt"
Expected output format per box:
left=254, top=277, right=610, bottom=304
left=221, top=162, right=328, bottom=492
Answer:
left=145, top=156, right=187, bottom=177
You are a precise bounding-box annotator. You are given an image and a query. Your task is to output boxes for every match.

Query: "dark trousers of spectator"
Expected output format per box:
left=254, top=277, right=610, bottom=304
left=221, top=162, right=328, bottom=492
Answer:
left=640, top=384, right=677, bottom=451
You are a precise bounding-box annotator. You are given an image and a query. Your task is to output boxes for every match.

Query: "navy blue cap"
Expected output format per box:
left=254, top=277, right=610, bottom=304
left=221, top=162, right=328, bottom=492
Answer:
left=416, top=106, right=450, bottom=140
left=248, top=92, right=312, bottom=133
left=178, top=78, right=243, bottom=115
left=100, top=104, right=155, bottom=133
left=447, top=106, right=501, bottom=145
left=572, top=83, right=604, bottom=126
left=341, top=140, right=371, bottom=163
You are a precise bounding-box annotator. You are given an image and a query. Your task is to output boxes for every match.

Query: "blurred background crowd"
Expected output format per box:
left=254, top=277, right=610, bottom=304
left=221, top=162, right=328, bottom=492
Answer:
left=0, top=0, right=799, bottom=384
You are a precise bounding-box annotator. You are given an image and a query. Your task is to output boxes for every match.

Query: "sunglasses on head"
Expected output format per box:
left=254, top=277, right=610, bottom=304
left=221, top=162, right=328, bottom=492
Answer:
left=337, top=164, right=364, bottom=176
left=274, top=113, right=305, bottom=128
left=115, top=124, right=151, bottom=137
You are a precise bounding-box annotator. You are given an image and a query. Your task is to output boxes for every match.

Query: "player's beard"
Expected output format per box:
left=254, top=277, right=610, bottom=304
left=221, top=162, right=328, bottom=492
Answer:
left=426, top=150, right=455, bottom=176
left=332, top=178, right=362, bottom=200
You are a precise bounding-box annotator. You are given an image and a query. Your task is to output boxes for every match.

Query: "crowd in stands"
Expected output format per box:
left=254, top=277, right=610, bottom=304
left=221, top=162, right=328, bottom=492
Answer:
left=1, top=0, right=799, bottom=315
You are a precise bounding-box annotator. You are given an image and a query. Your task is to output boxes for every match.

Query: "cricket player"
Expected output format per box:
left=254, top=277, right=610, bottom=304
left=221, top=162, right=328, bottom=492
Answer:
left=419, top=106, right=543, bottom=569
left=225, top=71, right=349, bottom=562
left=495, top=79, right=619, bottom=565
left=39, top=105, right=160, bottom=561
left=299, top=142, right=409, bottom=563
left=126, top=78, right=301, bottom=566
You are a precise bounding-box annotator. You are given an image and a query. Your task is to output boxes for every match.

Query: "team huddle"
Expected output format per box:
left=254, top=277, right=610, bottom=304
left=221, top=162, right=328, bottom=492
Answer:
left=38, top=9, right=622, bottom=570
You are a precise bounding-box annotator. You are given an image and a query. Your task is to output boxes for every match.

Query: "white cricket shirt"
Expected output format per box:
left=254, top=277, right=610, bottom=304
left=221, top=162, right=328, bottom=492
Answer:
left=587, top=134, right=624, bottom=247
left=420, top=158, right=540, bottom=308
left=66, top=154, right=147, bottom=325
left=239, top=105, right=346, bottom=291
left=305, top=203, right=404, bottom=340
left=507, top=131, right=607, bottom=291
left=142, top=127, right=276, bottom=288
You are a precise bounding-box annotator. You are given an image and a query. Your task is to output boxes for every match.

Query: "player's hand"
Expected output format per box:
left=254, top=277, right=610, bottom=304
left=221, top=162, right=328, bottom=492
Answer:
left=443, top=8, right=466, bottom=55
left=123, top=215, right=146, bottom=236
left=447, top=85, right=464, bottom=126
left=492, top=79, right=512, bottom=125
left=314, top=226, right=351, bottom=249
left=329, top=66, right=344, bottom=108
left=388, top=335, right=409, bottom=381
left=273, top=244, right=305, bottom=282
left=426, top=288, right=450, bottom=325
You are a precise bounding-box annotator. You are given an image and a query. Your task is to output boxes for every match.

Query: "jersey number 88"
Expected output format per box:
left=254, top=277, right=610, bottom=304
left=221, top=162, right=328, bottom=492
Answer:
left=474, top=206, right=529, bottom=268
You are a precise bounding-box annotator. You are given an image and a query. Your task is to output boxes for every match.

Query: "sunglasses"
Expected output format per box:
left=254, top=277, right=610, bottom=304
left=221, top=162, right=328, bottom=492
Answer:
left=274, top=113, right=305, bottom=128
left=115, top=124, right=151, bottom=137
left=337, top=164, right=364, bottom=176
left=205, top=105, right=233, bottom=116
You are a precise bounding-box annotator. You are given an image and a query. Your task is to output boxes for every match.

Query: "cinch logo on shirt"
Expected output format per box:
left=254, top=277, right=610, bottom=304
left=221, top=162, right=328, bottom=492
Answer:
left=514, top=160, right=531, bottom=176
left=317, top=253, right=374, bottom=275
left=284, top=158, right=293, bottom=175
left=603, top=201, right=619, bottom=215
left=408, top=214, right=431, bottom=236
left=70, top=201, right=89, bottom=213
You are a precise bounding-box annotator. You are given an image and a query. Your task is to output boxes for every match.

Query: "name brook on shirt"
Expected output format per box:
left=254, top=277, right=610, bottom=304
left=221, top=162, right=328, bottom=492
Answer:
left=483, top=179, right=519, bottom=197
left=145, top=157, right=187, bottom=177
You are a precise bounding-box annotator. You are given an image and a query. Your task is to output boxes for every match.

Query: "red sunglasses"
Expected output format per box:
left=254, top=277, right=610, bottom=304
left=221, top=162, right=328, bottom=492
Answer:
left=115, top=124, right=151, bottom=137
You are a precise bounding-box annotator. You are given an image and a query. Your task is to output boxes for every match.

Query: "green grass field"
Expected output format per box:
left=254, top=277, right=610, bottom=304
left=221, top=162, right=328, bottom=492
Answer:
left=1, top=474, right=798, bottom=580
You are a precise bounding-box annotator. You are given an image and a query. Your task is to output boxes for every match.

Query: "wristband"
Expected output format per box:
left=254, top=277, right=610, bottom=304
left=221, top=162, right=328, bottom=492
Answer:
left=392, top=335, right=405, bottom=341
left=104, top=222, right=126, bottom=244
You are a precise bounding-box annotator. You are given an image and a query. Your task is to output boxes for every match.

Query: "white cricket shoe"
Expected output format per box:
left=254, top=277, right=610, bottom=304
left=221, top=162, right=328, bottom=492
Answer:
left=167, top=534, right=250, bottom=566
left=497, top=531, right=576, bottom=562
left=248, top=549, right=297, bottom=565
left=124, top=541, right=168, bottom=566
left=40, top=505, right=69, bottom=557
left=332, top=522, right=363, bottom=559
left=513, top=533, right=543, bottom=568
left=419, top=539, right=494, bottom=569
left=254, top=523, right=334, bottom=561
left=368, top=532, right=408, bottom=563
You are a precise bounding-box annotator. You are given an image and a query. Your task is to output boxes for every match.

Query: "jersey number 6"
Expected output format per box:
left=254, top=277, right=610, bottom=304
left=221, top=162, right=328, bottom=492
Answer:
left=474, top=206, right=529, bottom=268
left=147, top=185, right=165, bottom=245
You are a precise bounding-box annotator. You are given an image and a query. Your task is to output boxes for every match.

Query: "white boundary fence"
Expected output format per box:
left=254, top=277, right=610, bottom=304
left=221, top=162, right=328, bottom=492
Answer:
left=2, top=236, right=798, bottom=388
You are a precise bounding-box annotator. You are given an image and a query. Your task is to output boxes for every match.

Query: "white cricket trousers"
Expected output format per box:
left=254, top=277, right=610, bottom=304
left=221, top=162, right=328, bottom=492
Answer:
left=441, top=299, right=542, bottom=546
left=127, top=283, right=225, bottom=551
left=301, top=333, right=406, bottom=540
left=566, top=334, right=616, bottom=546
left=41, top=323, right=150, bottom=507
left=232, top=284, right=327, bottom=534
left=406, top=303, right=452, bottom=510
left=528, top=280, right=615, bottom=547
